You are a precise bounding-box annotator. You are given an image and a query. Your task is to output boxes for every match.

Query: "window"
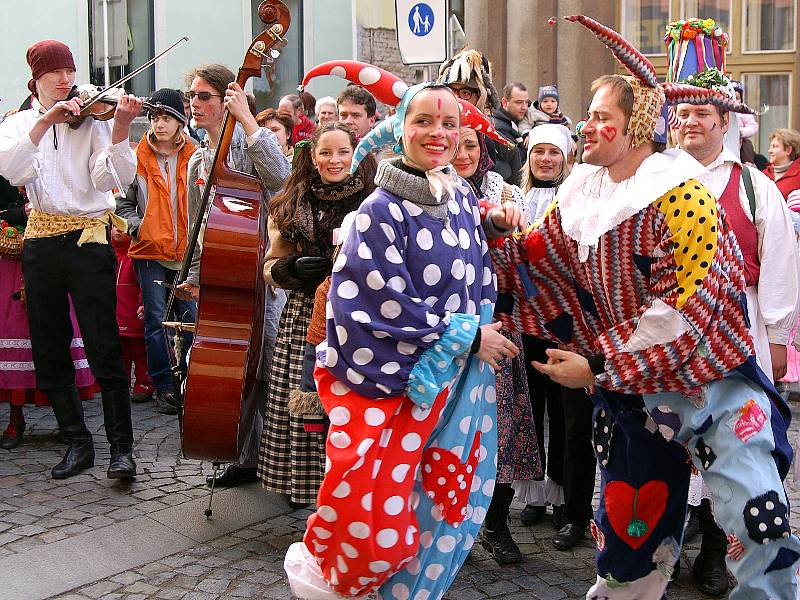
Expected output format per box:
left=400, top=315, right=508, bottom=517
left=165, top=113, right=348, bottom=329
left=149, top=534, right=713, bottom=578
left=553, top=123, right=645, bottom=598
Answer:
left=622, top=0, right=671, bottom=54
left=742, top=73, right=791, bottom=153
left=743, top=0, right=796, bottom=51
left=681, top=0, right=732, bottom=42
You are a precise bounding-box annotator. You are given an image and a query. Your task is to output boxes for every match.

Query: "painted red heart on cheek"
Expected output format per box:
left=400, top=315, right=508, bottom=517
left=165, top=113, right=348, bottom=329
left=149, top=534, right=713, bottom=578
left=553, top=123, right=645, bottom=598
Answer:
left=605, top=480, right=668, bottom=549
left=600, top=127, right=617, bottom=143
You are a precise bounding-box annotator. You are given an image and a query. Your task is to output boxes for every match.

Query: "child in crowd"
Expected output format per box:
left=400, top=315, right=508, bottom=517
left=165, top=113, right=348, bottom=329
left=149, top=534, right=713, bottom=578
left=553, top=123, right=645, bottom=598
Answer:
left=524, top=85, right=572, bottom=129
left=111, top=226, right=153, bottom=404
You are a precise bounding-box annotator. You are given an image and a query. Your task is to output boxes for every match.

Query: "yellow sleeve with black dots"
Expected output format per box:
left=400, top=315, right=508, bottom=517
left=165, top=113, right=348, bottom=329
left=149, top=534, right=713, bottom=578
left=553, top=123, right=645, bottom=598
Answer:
left=654, top=180, right=718, bottom=309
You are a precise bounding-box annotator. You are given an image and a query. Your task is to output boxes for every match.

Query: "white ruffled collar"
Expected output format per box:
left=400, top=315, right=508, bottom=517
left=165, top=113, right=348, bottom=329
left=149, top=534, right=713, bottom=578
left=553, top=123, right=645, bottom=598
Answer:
left=557, top=149, right=706, bottom=261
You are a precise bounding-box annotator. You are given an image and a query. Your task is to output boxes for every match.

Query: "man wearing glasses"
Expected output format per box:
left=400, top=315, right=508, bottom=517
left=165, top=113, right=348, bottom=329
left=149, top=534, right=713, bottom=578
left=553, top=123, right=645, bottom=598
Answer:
left=178, top=64, right=291, bottom=489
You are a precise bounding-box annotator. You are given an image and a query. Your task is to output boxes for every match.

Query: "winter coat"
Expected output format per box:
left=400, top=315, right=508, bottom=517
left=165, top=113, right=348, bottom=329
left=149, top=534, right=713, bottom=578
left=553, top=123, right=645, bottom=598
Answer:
left=763, top=158, right=800, bottom=200
left=112, top=237, right=144, bottom=338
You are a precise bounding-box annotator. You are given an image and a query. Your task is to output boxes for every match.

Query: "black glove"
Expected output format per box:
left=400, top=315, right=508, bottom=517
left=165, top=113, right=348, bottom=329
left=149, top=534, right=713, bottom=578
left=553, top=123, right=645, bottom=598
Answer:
left=289, top=256, right=329, bottom=281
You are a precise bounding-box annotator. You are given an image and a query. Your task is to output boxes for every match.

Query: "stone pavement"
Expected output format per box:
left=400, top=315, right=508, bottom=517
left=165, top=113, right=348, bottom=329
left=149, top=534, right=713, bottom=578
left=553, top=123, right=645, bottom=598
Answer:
left=0, top=396, right=798, bottom=599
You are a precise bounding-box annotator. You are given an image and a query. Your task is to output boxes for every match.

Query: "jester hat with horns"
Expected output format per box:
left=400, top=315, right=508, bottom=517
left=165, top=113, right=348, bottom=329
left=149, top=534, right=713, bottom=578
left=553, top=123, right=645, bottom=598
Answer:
left=300, top=60, right=513, bottom=174
left=561, top=15, right=752, bottom=148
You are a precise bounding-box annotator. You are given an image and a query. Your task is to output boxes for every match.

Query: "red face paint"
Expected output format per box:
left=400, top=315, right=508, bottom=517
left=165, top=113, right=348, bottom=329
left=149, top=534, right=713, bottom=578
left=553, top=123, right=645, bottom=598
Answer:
left=437, top=98, right=442, bottom=110
left=600, top=127, right=617, bottom=143
left=408, top=128, right=417, bottom=142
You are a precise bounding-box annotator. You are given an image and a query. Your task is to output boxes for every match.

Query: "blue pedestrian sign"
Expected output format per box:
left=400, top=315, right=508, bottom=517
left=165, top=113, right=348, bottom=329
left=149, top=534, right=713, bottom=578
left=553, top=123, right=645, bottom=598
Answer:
left=395, top=0, right=448, bottom=65
left=408, top=3, right=434, bottom=37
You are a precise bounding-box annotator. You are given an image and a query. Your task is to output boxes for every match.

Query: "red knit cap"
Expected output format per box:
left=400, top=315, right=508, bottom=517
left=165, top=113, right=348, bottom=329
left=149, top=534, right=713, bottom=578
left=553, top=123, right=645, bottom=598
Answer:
left=26, top=40, right=76, bottom=95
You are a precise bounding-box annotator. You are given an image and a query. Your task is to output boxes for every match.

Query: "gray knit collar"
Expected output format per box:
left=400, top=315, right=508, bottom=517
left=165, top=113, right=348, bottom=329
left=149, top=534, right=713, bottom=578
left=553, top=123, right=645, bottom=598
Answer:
left=375, top=158, right=453, bottom=206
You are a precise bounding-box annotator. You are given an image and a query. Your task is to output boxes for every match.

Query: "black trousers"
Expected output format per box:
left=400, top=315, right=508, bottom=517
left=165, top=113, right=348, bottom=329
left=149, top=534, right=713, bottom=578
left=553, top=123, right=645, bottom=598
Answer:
left=522, top=334, right=597, bottom=524
left=22, top=231, right=129, bottom=392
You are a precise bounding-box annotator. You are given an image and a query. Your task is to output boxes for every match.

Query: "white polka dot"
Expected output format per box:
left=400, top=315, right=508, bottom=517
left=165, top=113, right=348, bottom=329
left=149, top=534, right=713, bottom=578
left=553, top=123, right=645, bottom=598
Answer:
left=766, top=501, right=775, bottom=510
left=425, top=296, right=439, bottom=306
left=361, top=492, right=372, bottom=511
left=425, top=313, right=440, bottom=327
left=353, top=347, right=374, bottom=365
left=482, top=267, right=492, bottom=285
left=759, top=523, right=768, bottom=532
left=441, top=228, right=458, bottom=246
left=325, top=301, right=333, bottom=319
left=365, top=270, right=385, bottom=290
left=346, top=368, right=365, bottom=384
left=412, top=405, right=432, bottom=421
left=482, top=478, right=496, bottom=496
left=774, top=517, right=784, bottom=525
left=402, top=200, right=423, bottom=216
left=338, top=280, right=359, bottom=299
left=348, top=521, right=370, bottom=538
left=376, top=528, right=399, bottom=548
left=384, top=495, right=404, bottom=515
left=392, top=583, right=411, bottom=600
left=423, top=264, right=442, bottom=286
left=329, top=567, right=338, bottom=585
left=376, top=383, right=392, bottom=394
left=380, top=300, right=402, bottom=319
left=401, top=432, right=422, bottom=451
left=485, top=386, right=496, bottom=403
left=351, top=310, right=371, bottom=324
left=444, top=293, right=462, bottom=312
left=330, top=65, right=346, bottom=78
left=472, top=505, right=487, bottom=524
left=414, top=590, right=430, bottom=600
left=419, top=531, right=433, bottom=548
left=405, top=525, right=417, bottom=546
left=397, top=341, right=417, bottom=355
left=465, top=263, right=476, bottom=285
left=458, top=229, right=471, bottom=249
left=481, top=414, right=493, bottom=433
left=332, top=253, right=347, bottom=272
left=356, top=213, right=371, bottom=232
left=318, top=505, right=337, bottom=522
left=369, top=560, right=391, bottom=574
left=750, top=507, right=760, bottom=517
left=330, top=381, right=350, bottom=396
left=325, top=456, right=331, bottom=473
left=392, top=463, right=411, bottom=482
left=330, top=431, right=351, bottom=449
left=335, top=325, right=348, bottom=345
left=364, top=407, right=386, bottom=426
left=329, top=406, right=350, bottom=426
left=380, top=222, right=396, bottom=242
left=358, top=66, right=381, bottom=85
left=341, top=542, right=359, bottom=559
left=459, top=416, right=471, bottom=434
left=381, top=361, right=400, bottom=374
left=385, top=245, right=403, bottom=264
left=392, top=80, right=409, bottom=99
left=325, top=347, right=338, bottom=368
left=332, top=481, right=351, bottom=498
left=447, top=199, right=461, bottom=215
left=416, top=228, right=434, bottom=250
left=312, top=526, right=332, bottom=539
left=357, top=242, right=373, bottom=260
left=356, top=438, right=373, bottom=456
left=379, top=428, right=393, bottom=447
left=425, top=563, right=445, bottom=580
left=451, top=259, right=465, bottom=279
left=388, top=203, right=404, bottom=222
left=436, top=535, right=456, bottom=553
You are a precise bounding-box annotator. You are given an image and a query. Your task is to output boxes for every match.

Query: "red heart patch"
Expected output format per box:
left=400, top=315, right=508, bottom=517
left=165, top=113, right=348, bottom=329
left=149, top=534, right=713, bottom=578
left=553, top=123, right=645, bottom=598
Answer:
left=605, top=480, right=668, bottom=550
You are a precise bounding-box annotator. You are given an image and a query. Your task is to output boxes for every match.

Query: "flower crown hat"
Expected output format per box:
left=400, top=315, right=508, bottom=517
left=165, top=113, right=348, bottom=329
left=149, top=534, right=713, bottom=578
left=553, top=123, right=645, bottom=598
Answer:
left=300, top=60, right=512, bottom=174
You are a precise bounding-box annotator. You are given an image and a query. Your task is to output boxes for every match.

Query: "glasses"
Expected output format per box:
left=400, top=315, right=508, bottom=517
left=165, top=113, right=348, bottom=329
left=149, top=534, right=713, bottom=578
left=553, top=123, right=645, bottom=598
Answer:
left=450, top=86, right=479, bottom=100
left=187, top=91, right=222, bottom=102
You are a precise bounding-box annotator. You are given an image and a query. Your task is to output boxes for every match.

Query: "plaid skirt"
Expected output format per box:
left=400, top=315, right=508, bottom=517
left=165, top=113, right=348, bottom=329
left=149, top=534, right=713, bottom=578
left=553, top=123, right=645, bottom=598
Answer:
left=257, top=290, right=325, bottom=504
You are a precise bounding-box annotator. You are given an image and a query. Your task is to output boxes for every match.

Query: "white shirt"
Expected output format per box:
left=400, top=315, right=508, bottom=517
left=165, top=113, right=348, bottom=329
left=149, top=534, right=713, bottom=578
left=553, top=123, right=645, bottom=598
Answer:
left=698, top=147, right=800, bottom=345
left=0, top=99, right=136, bottom=218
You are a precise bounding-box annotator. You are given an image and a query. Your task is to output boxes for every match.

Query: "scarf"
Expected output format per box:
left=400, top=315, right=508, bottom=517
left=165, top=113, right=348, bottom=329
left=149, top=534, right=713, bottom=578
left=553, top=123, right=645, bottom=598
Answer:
left=466, top=133, right=495, bottom=195
left=773, top=161, right=792, bottom=180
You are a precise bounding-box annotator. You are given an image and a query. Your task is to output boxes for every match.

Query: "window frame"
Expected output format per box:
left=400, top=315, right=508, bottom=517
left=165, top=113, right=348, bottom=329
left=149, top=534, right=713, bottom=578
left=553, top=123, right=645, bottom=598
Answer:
left=740, top=0, right=798, bottom=54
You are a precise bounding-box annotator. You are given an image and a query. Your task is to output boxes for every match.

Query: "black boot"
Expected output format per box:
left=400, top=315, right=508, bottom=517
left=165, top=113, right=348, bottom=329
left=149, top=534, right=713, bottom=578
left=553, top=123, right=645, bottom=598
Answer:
left=520, top=504, right=545, bottom=526
left=101, top=389, right=136, bottom=479
left=478, top=483, right=523, bottom=565
left=692, top=500, right=729, bottom=597
left=683, top=503, right=700, bottom=543
left=48, top=386, right=94, bottom=479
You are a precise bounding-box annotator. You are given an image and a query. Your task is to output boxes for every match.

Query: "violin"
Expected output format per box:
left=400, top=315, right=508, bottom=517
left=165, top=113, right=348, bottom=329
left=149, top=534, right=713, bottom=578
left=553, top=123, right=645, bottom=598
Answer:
left=65, top=84, right=127, bottom=128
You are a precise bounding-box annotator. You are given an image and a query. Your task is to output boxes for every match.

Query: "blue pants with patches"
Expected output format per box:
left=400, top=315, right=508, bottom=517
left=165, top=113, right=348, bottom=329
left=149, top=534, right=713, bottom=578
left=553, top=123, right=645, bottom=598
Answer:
left=588, top=364, right=800, bottom=600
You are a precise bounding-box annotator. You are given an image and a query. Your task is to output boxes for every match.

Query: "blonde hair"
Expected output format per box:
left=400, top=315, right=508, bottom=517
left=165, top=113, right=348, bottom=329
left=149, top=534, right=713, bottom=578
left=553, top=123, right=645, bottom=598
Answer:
left=770, top=128, right=800, bottom=161
left=520, top=145, right=569, bottom=194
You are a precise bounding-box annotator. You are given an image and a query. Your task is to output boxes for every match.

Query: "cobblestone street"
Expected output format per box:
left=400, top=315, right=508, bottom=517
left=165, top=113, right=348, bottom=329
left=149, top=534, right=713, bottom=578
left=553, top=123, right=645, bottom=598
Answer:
left=1, top=397, right=799, bottom=599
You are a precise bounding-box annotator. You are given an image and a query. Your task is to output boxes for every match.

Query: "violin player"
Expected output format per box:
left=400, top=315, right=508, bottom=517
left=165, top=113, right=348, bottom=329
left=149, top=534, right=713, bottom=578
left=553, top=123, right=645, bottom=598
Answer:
left=0, top=40, right=142, bottom=480
left=177, top=63, right=290, bottom=488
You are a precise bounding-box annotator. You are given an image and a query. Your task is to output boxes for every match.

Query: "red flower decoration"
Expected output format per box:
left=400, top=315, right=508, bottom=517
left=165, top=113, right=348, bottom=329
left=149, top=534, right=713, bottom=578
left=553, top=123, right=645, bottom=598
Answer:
left=195, top=178, right=205, bottom=186
left=523, top=229, right=547, bottom=261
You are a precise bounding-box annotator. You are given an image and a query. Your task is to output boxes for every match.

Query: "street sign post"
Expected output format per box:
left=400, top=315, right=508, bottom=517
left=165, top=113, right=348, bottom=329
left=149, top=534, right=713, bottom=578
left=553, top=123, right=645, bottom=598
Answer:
left=395, top=0, right=448, bottom=65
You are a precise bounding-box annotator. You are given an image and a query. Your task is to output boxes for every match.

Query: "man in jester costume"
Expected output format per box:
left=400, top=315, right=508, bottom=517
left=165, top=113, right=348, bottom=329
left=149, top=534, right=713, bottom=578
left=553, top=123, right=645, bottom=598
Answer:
left=285, top=62, right=523, bottom=600
left=490, top=15, right=800, bottom=599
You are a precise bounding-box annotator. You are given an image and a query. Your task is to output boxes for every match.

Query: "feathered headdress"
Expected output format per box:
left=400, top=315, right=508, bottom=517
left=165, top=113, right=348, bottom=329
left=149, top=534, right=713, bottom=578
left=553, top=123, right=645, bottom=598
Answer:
left=436, top=47, right=499, bottom=112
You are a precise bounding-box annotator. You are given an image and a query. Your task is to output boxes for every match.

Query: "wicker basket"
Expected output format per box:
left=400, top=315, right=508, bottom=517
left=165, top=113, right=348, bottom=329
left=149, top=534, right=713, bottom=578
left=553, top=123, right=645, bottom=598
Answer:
left=0, top=234, right=23, bottom=259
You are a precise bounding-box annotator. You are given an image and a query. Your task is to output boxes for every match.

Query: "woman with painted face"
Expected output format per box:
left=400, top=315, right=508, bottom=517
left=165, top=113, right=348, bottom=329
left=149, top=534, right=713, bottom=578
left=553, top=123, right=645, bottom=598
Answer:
left=452, top=122, right=542, bottom=565
left=258, top=122, right=377, bottom=508
left=116, top=88, right=197, bottom=415
left=284, top=63, right=522, bottom=600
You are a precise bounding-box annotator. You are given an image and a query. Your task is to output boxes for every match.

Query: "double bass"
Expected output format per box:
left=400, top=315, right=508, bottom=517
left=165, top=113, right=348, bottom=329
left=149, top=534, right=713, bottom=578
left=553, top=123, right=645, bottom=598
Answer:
left=171, top=1, right=290, bottom=463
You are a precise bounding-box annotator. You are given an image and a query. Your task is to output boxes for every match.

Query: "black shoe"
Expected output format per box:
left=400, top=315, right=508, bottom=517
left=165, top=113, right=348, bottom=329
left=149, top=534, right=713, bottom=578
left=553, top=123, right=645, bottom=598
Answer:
left=520, top=504, right=545, bottom=526
left=683, top=505, right=700, bottom=543
left=692, top=549, right=729, bottom=597
left=478, top=527, right=523, bottom=565
left=52, top=441, right=95, bottom=479
left=155, top=390, right=178, bottom=415
left=206, top=465, right=259, bottom=488
left=551, top=504, right=567, bottom=530
left=107, top=450, right=136, bottom=479
left=0, top=422, right=25, bottom=449
left=552, top=522, right=587, bottom=550
left=131, top=390, right=153, bottom=403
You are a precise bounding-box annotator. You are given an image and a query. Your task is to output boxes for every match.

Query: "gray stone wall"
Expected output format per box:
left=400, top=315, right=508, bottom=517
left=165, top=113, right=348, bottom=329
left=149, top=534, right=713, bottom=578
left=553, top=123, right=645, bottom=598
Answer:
left=357, top=26, right=425, bottom=86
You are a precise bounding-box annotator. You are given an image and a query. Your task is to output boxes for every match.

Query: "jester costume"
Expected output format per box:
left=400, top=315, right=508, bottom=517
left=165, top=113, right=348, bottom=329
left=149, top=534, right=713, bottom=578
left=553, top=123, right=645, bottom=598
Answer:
left=285, top=64, right=515, bottom=600
left=488, top=16, right=800, bottom=600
